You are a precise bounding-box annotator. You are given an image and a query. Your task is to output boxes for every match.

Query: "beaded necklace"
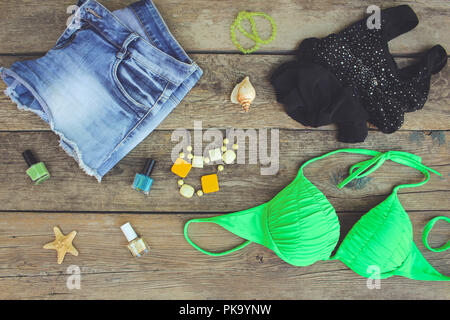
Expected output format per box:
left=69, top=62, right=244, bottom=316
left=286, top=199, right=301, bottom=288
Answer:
left=172, top=138, right=239, bottom=198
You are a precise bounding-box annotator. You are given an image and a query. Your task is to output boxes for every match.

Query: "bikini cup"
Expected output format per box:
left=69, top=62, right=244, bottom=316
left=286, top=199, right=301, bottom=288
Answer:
left=184, top=148, right=450, bottom=281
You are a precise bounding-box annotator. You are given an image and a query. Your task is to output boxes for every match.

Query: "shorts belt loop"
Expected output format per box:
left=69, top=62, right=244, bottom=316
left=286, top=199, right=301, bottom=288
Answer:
left=116, top=48, right=129, bottom=60
left=116, top=33, right=139, bottom=60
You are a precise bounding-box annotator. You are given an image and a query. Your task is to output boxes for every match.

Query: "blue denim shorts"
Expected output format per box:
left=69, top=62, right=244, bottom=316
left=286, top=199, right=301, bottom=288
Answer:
left=1, top=0, right=202, bottom=181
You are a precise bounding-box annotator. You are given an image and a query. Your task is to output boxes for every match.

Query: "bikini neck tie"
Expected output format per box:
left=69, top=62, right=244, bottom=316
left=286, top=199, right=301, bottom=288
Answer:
left=336, top=150, right=441, bottom=191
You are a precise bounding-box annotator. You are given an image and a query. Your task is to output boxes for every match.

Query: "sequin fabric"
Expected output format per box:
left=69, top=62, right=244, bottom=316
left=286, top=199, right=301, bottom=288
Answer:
left=297, top=5, right=447, bottom=133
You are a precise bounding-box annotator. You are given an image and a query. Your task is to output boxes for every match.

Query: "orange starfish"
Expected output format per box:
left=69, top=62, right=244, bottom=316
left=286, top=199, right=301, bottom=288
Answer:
left=43, top=226, right=79, bottom=264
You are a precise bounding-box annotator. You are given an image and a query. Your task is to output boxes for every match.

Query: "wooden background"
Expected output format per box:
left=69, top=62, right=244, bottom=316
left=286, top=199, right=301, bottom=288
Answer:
left=0, top=0, right=449, bottom=299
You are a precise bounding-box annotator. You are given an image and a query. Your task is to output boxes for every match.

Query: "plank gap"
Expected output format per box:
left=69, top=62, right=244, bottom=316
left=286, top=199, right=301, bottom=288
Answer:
left=1, top=51, right=449, bottom=58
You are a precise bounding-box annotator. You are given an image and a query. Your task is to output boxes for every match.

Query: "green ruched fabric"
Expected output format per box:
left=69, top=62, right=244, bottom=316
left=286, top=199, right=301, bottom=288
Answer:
left=331, top=193, right=418, bottom=278
left=184, top=148, right=449, bottom=281
left=184, top=174, right=340, bottom=266
left=264, top=174, right=340, bottom=266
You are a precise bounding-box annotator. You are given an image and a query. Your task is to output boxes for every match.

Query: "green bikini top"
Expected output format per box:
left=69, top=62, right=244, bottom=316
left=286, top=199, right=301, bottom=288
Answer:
left=184, top=149, right=449, bottom=281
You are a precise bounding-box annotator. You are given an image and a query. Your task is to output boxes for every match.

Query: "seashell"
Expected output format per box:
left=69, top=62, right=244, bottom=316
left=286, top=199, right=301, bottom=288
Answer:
left=231, top=76, right=256, bottom=112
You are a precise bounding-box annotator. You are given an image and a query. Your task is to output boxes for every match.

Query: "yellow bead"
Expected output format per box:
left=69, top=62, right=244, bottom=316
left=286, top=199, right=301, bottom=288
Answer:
left=186, top=145, right=193, bottom=152
left=177, top=179, right=184, bottom=186
left=223, top=138, right=229, bottom=145
left=197, top=190, right=204, bottom=197
left=232, top=144, right=239, bottom=150
left=221, top=146, right=227, bottom=152
left=218, top=165, right=224, bottom=172
left=171, top=158, right=192, bottom=178
left=201, top=174, right=220, bottom=194
left=179, top=152, right=185, bottom=158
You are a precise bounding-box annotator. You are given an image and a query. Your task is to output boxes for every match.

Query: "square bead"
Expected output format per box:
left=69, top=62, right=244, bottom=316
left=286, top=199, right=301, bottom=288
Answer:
left=208, top=148, right=222, bottom=162
left=171, top=158, right=192, bottom=178
left=201, top=174, right=219, bottom=194
left=192, top=156, right=204, bottom=168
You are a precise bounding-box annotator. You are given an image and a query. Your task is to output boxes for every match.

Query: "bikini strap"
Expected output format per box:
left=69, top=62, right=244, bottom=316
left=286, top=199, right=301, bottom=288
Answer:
left=335, top=150, right=441, bottom=191
left=422, top=216, right=450, bottom=253
left=299, top=149, right=441, bottom=190
left=299, top=148, right=381, bottom=177
left=184, top=218, right=252, bottom=256
left=184, top=204, right=268, bottom=257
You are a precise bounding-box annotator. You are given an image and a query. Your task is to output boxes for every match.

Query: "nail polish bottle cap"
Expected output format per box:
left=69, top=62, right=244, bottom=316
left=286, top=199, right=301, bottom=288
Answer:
left=120, top=222, right=138, bottom=242
left=23, top=149, right=39, bottom=167
left=142, top=159, right=156, bottom=177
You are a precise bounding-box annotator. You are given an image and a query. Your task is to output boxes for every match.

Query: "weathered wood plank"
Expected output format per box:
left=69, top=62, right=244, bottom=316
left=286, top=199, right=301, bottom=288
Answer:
left=0, top=0, right=449, bottom=54
left=0, top=211, right=448, bottom=299
left=0, top=130, right=448, bottom=212
left=0, top=0, right=448, bottom=302
left=1, top=55, right=449, bottom=131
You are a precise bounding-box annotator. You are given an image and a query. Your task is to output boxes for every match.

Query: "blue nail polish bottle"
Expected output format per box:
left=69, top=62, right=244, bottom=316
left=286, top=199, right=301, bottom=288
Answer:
left=132, top=159, right=156, bottom=195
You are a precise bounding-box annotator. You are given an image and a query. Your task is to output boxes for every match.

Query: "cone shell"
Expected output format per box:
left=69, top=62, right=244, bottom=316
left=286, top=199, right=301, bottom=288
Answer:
left=231, top=76, right=256, bottom=112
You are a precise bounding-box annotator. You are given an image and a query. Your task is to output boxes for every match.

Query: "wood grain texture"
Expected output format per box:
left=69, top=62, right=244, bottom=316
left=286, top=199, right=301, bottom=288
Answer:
left=0, top=55, right=449, bottom=131
left=0, top=0, right=449, bottom=300
left=0, top=211, right=448, bottom=300
left=0, top=0, right=449, bottom=54
left=0, top=130, right=448, bottom=212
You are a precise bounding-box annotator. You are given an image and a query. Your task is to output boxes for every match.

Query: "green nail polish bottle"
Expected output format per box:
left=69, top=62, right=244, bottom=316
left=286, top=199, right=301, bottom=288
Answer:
left=23, top=150, right=50, bottom=184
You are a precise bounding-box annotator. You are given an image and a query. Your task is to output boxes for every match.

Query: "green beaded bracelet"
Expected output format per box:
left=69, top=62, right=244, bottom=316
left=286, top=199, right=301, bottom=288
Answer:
left=230, top=11, right=277, bottom=54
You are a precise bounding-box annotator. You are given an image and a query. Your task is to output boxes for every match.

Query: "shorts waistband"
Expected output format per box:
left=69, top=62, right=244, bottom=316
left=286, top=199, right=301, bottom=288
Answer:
left=75, top=0, right=196, bottom=85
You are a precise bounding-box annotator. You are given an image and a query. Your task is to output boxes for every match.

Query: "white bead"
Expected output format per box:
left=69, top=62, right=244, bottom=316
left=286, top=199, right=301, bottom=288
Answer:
left=221, top=146, right=227, bottom=152
left=187, top=153, right=194, bottom=160
left=204, top=157, right=210, bottom=164
left=179, top=152, right=185, bottom=158
left=208, top=148, right=222, bottom=162
left=192, top=156, right=204, bottom=168
left=177, top=179, right=184, bottom=186
left=196, top=190, right=204, bottom=197
left=186, top=145, right=193, bottom=152
left=180, top=184, right=195, bottom=198
left=222, top=150, right=236, bottom=164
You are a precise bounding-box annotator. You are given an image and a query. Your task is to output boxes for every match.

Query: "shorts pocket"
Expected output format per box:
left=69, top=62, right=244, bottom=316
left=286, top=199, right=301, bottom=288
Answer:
left=111, top=55, right=170, bottom=116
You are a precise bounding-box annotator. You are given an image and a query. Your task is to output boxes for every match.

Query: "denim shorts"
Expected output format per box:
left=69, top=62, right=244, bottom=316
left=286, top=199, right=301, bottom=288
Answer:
left=1, top=0, right=202, bottom=181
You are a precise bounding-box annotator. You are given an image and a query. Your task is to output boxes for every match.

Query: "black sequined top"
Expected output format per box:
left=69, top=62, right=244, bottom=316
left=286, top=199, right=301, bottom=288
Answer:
left=271, top=5, right=447, bottom=143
